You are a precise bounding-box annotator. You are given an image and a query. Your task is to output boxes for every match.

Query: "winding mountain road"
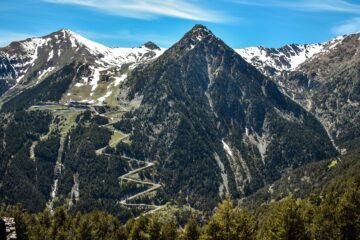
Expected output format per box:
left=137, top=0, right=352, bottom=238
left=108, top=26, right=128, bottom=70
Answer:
left=31, top=103, right=166, bottom=216
left=96, top=113, right=166, bottom=215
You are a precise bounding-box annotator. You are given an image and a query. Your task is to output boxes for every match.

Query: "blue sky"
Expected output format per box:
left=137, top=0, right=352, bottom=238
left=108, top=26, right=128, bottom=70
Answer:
left=1, top=0, right=360, bottom=48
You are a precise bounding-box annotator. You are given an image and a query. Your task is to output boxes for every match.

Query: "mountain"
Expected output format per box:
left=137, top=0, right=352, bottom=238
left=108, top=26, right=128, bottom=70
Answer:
left=0, top=29, right=164, bottom=107
left=0, top=25, right=357, bottom=219
left=235, top=36, right=344, bottom=77
left=121, top=24, right=336, bottom=209
left=0, top=29, right=165, bottom=217
left=237, top=33, right=360, bottom=153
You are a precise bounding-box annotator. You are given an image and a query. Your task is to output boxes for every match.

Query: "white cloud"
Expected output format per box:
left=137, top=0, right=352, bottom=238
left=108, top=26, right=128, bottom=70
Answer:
left=0, top=31, right=33, bottom=47
left=233, top=0, right=360, bottom=13
left=43, top=0, right=232, bottom=22
left=332, top=17, right=360, bottom=35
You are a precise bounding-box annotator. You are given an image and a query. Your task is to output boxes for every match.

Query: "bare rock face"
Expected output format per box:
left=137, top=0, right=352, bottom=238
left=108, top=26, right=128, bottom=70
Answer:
left=142, top=41, right=161, bottom=51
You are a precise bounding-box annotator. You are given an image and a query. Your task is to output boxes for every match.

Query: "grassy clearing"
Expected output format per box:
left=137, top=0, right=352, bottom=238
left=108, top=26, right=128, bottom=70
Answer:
left=105, top=87, right=120, bottom=108
left=56, top=111, right=81, bottom=136
left=96, top=130, right=129, bottom=155
left=109, top=131, right=128, bottom=147
left=328, top=159, right=338, bottom=169
left=30, top=106, right=82, bottom=138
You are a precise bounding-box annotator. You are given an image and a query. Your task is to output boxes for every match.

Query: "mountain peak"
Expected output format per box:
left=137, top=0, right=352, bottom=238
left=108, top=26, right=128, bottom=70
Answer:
left=186, top=24, right=214, bottom=42
left=141, top=41, right=160, bottom=50
left=57, top=29, right=111, bottom=54
left=58, top=28, right=72, bottom=34
left=191, top=24, right=209, bottom=31
left=170, top=24, right=220, bottom=52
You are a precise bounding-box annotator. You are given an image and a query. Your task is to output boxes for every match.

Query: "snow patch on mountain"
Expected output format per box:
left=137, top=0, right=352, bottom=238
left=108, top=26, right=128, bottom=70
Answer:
left=244, top=131, right=268, bottom=164
left=47, top=50, right=54, bottom=61
left=62, top=29, right=165, bottom=66
left=89, top=67, right=104, bottom=92
left=222, top=140, right=233, bottom=157
left=236, top=35, right=345, bottom=76
left=236, top=44, right=323, bottom=75
left=326, top=35, right=345, bottom=50
left=37, top=66, right=55, bottom=81
left=114, top=74, right=127, bottom=86
left=97, top=90, right=113, bottom=102
left=14, top=38, right=47, bottom=82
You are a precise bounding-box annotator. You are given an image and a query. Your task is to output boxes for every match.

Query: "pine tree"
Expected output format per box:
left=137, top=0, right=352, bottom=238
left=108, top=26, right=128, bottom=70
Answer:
left=255, top=198, right=311, bottom=240
left=201, top=197, right=254, bottom=240
left=183, top=215, right=200, bottom=240
left=160, top=217, right=178, bottom=240
left=147, top=214, right=161, bottom=240
left=128, top=216, right=150, bottom=240
left=313, top=176, right=360, bottom=240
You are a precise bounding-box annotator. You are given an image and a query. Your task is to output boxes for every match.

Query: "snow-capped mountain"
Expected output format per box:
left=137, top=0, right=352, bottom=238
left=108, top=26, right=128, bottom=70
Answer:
left=280, top=33, right=360, bottom=153
left=236, top=33, right=360, bottom=153
left=235, top=35, right=345, bottom=77
left=0, top=29, right=164, bottom=105
left=0, top=24, right=358, bottom=219
left=60, top=29, right=164, bottom=66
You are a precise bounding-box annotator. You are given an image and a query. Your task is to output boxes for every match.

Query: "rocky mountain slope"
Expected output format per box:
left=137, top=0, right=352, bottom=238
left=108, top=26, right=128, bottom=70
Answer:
left=236, top=43, right=324, bottom=77
left=0, top=29, right=164, bottom=106
left=0, top=25, right=357, bottom=217
left=235, top=36, right=345, bottom=77
left=120, top=25, right=336, bottom=209
left=237, top=33, right=360, bottom=153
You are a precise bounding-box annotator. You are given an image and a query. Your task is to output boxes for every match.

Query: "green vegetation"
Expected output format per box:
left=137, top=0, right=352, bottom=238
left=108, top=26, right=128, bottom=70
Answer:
left=1, top=64, right=77, bottom=112
left=1, top=171, right=359, bottom=240
left=241, top=149, right=360, bottom=210
left=0, top=110, right=54, bottom=211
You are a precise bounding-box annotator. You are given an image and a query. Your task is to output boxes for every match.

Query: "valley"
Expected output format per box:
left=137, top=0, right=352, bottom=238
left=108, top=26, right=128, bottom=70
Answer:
left=0, top=24, right=358, bottom=230
left=1, top=0, right=360, bottom=236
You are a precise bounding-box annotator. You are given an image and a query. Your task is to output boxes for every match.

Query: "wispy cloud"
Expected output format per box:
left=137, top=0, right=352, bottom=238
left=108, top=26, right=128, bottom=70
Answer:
left=332, top=17, right=360, bottom=35
left=0, top=31, right=33, bottom=47
left=43, top=0, right=232, bottom=22
left=232, top=0, right=360, bottom=13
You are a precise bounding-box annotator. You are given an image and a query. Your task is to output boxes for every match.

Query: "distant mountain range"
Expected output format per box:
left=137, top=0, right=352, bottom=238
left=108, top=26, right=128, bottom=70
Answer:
left=0, top=25, right=358, bottom=218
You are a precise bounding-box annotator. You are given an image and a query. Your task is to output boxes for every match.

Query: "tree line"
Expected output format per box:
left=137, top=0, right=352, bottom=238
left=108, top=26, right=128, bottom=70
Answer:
left=1, top=172, right=359, bottom=240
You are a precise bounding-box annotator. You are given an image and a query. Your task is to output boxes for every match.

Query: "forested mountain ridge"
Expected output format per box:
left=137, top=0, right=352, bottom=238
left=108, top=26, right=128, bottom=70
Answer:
left=121, top=24, right=336, bottom=209
left=0, top=24, right=358, bottom=224
left=241, top=149, right=360, bottom=209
